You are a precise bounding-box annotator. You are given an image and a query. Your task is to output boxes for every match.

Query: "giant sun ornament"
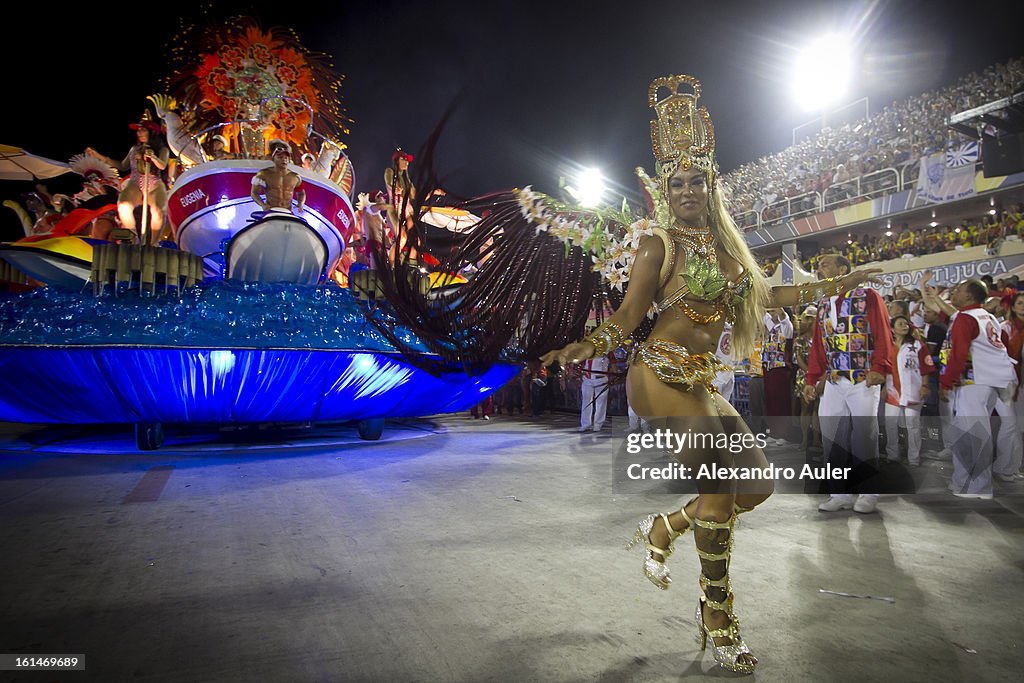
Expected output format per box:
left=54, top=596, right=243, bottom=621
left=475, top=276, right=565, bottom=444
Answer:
left=192, top=27, right=320, bottom=147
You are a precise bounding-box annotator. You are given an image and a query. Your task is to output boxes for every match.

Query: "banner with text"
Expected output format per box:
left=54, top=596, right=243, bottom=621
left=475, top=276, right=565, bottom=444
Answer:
left=874, top=252, right=1024, bottom=294
left=916, top=149, right=978, bottom=204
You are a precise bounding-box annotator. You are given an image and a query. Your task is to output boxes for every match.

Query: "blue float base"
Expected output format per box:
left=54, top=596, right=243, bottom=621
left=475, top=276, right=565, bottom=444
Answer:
left=0, top=347, right=519, bottom=424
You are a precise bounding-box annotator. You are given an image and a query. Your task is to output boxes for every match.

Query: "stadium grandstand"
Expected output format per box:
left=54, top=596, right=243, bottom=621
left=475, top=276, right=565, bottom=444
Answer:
left=725, top=56, right=1024, bottom=293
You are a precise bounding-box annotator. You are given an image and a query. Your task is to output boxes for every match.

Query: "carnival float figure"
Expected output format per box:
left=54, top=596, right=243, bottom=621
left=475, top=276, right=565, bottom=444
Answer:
left=368, top=75, right=878, bottom=674
left=385, top=148, right=415, bottom=222
left=250, top=140, right=306, bottom=214
left=23, top=191, right=62, bottom=235
left=85, top=112, right=169, bottom=246
left=154, top=19, right=357, bottom=282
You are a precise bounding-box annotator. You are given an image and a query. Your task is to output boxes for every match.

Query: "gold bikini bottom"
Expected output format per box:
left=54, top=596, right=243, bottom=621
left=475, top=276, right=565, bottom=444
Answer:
left=630, top=339, right=726, bottom=392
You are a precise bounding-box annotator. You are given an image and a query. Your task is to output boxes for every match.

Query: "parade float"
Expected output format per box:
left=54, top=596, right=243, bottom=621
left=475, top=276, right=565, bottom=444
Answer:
left=0, top=18, right=514, bottom=449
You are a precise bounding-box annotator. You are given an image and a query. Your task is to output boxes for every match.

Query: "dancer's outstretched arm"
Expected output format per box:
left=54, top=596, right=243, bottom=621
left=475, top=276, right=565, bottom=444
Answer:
left=540, top=235, right=665, bottom=367
left=769, top=267, right=883, bottom=308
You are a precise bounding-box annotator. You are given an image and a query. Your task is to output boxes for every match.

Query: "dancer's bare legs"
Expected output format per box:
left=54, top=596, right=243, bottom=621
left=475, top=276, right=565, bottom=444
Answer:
left=629, top=366, right=772, bottom=671
left=117, top=200, right=137, bottom=235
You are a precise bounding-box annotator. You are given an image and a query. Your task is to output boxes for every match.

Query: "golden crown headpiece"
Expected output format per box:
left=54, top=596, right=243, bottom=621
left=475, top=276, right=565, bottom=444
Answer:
left=648, top=75, right=716, bottom=178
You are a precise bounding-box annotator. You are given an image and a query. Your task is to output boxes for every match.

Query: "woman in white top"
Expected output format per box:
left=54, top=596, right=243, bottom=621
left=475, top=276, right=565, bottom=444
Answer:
left=884, top=315, right=936, bottom=466
left=999, top=293, right=1024, bottom=480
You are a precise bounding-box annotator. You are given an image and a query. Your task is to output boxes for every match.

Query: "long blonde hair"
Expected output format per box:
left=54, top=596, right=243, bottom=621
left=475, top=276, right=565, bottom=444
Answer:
left=707, top=179, right=770, bottom=360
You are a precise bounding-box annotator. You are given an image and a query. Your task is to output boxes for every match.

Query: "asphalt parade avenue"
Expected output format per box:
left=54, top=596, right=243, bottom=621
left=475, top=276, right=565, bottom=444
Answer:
left=0, top=413, right=1021, bottom=682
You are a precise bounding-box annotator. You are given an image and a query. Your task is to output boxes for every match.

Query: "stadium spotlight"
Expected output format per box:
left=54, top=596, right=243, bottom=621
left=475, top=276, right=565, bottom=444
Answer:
left=568, top=167, right=607, bottom=208
left=791, top=33, right=853, bottom=111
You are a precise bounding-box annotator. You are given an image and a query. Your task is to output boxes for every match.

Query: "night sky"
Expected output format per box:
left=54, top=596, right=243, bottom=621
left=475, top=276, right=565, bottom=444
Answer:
left=1, top=0, right=1020, bottom=241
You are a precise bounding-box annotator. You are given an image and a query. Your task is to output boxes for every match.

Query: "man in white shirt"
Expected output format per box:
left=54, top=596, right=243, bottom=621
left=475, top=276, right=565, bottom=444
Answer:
left=579, top=353, right=610, bottom=432
left=940, top=279, right=1018, bottom=498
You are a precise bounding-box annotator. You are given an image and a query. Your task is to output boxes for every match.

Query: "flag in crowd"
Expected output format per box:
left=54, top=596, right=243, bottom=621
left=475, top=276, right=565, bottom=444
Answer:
left=945, top=141, right=981, bottom=168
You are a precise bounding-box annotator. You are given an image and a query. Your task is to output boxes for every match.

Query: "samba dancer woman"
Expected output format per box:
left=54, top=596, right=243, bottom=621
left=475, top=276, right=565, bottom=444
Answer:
left=542, top=76, right=876, bottom=674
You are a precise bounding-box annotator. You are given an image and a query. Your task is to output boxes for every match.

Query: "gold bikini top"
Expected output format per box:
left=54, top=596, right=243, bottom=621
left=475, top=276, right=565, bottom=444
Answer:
left=652, top=226, right=752, bottom=325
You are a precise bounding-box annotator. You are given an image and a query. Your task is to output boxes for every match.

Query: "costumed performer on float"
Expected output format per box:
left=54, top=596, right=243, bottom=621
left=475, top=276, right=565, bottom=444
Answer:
left=384, top=147, right=418, bottom=263
left=541, top=75, right=878, bottom=674
left=85, top=111, right=169, bottom=245
left=385, top=147, right=415, bottom=222
left=355, top=190, right=391, bottom=269
left=250, top=140, right=306, bottom=216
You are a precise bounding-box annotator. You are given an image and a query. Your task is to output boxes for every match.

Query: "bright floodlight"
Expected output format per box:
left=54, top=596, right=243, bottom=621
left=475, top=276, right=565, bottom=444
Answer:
left=791, top=33, right=853, bottom=111
left=575, top=167, right=606, bottom=208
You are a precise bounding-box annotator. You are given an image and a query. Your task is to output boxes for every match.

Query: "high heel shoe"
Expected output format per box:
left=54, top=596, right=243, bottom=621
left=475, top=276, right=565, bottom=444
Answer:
left=695, top=599, right=754, bottom=674
left=625, top=500, right=695, bottom=590
left=693, top=515, right=755, bottom=674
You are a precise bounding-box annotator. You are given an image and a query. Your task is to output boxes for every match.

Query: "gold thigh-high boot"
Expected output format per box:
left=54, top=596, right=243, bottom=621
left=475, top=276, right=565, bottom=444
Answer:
left=625, top=498, right=697, bottom=590
left=693, top=514, right=755, bottom=674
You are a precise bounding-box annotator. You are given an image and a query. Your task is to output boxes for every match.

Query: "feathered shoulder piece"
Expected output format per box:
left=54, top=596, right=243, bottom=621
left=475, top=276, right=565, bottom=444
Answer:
left=514, top=186, right=659, bottom=292
left=359, top=118, right=669, bottom=374
left=366, top=188, right=664, bottom=373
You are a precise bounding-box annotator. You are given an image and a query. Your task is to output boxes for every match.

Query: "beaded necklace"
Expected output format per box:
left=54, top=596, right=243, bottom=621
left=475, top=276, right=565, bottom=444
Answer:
left=666, top=225, right=716, bottom=262
left=665, top=224, right=726, bottom=324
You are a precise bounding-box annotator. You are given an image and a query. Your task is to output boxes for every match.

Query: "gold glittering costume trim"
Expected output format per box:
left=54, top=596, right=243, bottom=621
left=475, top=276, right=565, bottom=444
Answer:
left=650, top=226, right=753, bottom=326
left=648, top=75, right=716, bottom=180
left=585, top=321, right=627, bottom=356
left=631, top=339, right=725, bottom=392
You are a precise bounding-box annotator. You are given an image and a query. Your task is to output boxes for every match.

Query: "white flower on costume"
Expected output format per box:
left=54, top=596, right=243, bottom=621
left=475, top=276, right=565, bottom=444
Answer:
left=606, top=242, right=627, bottom=264
left=626, top=218, right=655, bottom=250
left=605, top=267, right=627, bottom=291
left=576, top=223, right=594, bottom=246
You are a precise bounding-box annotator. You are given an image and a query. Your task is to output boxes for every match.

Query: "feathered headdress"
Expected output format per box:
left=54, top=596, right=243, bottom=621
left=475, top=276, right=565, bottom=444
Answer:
left=68, top=154, right=121, bottom=205
left=68, top=154, right=119, bottom=183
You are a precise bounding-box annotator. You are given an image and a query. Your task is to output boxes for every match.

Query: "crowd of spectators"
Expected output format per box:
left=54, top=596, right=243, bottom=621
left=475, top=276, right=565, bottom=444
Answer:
left=755, top=203, right=1024, bottom=277
left=750, top=272, right=1024, bottom=464
left=723, top=57, right=1024, bottom=231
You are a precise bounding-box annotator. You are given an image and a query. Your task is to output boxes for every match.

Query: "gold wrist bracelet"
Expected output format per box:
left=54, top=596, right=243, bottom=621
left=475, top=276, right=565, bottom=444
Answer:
left=584, top=321, right=628, bottom=356
left=603, top=322, right=626, bottom=349
left=586, top=334, right=609, bottom=356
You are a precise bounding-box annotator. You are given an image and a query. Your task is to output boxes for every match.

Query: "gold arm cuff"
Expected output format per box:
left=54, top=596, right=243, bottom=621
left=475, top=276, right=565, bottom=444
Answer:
left=586, top=333, right=610, bottom=356
left=584, top=321, right=628, bottom=356
left=799, top=276, right=843, bottom=305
